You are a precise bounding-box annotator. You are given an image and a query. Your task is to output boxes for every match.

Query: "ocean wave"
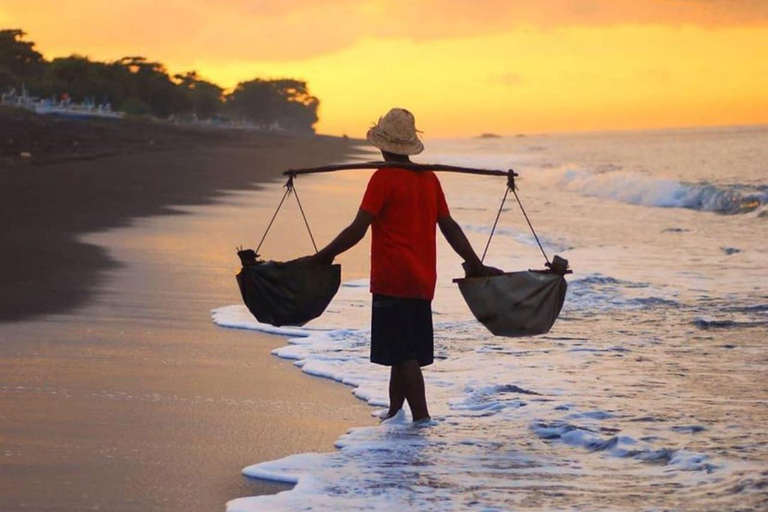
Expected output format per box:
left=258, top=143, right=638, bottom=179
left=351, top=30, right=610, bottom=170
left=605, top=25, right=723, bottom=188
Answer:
left=691, top=299, right=768, bottom=329
left=693, top=317, right=768, bottom=330
left=530, top=420, right=720, bottom=471
left=722, top=303, right=768, bottom=314
left=565, top=273, right=679, bottom=312
left=529, top=166, right=767, bottom=214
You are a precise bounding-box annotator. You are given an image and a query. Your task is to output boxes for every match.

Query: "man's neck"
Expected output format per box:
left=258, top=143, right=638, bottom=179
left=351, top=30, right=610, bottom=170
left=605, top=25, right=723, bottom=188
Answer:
left=381, top=151, right=411, bottom=163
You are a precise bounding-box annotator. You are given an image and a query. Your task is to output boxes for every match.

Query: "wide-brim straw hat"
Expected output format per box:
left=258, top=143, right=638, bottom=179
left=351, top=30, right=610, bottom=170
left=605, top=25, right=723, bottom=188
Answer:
left=366, top=108, right=424, bottom=155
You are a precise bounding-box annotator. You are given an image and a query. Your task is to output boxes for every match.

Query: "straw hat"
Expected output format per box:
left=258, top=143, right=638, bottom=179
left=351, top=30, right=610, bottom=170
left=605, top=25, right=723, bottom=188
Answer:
left=366, top=108, right=424, bottom=155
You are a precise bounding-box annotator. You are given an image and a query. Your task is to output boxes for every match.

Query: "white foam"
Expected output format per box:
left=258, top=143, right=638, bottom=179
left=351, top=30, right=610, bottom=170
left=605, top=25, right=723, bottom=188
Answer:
left=211, top=305, right=312, bottom=338
left=215, top=292, right=730, bottom=511
left=341, top=279, right=369, bottom=288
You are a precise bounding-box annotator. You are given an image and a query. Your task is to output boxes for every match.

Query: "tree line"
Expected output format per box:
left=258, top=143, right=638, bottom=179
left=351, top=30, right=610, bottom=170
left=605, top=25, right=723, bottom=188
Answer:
left=0, top=29, right=319, bottom=133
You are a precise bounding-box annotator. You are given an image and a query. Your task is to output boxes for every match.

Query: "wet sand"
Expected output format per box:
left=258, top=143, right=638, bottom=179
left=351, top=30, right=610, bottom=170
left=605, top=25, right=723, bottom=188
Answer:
left=0, top=109, right=375, bottom=511
left=0, top=106, right=362, bottom=322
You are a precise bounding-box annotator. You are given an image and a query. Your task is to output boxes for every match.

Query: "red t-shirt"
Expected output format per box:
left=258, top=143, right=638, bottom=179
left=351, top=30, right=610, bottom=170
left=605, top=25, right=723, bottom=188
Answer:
left=360, top=167, right=450, bottom=300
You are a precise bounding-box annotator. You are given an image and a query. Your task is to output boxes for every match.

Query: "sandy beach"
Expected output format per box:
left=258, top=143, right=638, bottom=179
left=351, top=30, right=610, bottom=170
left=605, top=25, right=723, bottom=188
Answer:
left=0, top=108, right=375, bottom=511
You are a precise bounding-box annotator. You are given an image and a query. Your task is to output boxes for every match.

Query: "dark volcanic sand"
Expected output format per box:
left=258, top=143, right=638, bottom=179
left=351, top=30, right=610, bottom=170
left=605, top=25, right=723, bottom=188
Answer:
left=0, top=108, right=375, bottom=511
left=0, top=106, right=361, bottom=322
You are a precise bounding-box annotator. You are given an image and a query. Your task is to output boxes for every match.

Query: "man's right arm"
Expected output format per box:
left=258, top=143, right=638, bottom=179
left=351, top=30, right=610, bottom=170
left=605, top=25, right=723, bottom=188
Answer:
left=310, top=209, right=373, bottom=264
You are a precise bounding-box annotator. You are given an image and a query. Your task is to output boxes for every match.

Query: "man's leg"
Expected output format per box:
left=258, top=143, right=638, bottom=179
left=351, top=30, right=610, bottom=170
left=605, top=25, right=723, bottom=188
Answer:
left=385, top=361, right=430, bottom=421
left=387, top=365, right=406, bottom=418
left=402, top=360, right=430, bottom=421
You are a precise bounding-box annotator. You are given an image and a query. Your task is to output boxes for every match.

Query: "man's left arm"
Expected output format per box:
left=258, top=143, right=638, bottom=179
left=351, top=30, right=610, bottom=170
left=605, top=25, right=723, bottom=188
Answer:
left=438, top=215, right=503, bottom=277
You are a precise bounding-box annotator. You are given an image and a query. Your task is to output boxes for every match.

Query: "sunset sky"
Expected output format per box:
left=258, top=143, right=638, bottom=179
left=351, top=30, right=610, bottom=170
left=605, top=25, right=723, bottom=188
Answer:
left=4, top=0, right=768, bottom=137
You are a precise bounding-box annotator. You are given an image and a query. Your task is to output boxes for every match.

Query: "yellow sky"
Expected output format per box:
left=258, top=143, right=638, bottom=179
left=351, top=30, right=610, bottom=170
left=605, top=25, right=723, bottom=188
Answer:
left=4, top=0, right=768, bottom=136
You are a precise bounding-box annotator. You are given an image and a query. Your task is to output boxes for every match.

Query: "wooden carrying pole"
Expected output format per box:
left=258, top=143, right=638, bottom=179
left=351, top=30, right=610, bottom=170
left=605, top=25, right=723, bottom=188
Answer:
left=284, top=161, right=517, bottom=180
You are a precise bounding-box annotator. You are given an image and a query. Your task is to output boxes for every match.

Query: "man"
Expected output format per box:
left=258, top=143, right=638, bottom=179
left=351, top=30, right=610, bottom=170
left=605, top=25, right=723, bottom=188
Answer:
left=307, top=108, right=500, bottom=422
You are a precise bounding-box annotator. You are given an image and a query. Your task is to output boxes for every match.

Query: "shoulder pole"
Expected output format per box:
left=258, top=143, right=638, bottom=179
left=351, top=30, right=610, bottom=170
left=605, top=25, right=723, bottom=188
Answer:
left=284, top=161, right=514, bottom=178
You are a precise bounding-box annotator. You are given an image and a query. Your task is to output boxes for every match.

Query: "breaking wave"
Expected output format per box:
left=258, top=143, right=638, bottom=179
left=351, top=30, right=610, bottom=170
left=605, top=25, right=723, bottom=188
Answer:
left=529, top=166, right=767, bottom=214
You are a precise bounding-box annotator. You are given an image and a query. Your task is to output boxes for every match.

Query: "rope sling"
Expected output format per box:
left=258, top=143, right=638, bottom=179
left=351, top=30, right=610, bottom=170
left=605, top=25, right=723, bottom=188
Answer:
left=237, top=162, right=571, bottom=335
left=481, top=171, right=551, bottom=266
left=255, top=175, right=318, bottom=256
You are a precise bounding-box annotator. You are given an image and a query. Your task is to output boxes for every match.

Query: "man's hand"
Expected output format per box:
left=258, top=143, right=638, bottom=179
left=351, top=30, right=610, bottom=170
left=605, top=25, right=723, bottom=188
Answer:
left=463, top=260, right=505, bottom=278
left=290, top=252, right=334, bottom=265
left=309, top=251, right=335, bottom=265
left=439, top=215, right=504, bottom=278
left=483, top=265, right=505, bottom=277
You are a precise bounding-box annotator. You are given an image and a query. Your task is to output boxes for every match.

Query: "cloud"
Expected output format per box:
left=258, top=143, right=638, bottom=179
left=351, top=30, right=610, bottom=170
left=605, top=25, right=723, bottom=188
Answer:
left=6, top=0, right=768, bottom=65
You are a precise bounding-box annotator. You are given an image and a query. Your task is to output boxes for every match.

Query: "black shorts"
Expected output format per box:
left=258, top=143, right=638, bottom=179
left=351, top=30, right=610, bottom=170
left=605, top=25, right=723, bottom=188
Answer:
left=370, top=294, right=434, bottom=367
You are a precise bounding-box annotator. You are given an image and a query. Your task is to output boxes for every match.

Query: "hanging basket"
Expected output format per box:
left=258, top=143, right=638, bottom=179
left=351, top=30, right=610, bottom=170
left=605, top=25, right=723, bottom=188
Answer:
left=454, top=270, right=567, bottom=337
left=235, top=176, right=339, bottom=328
left=452, top=163, right=572, bottom=338
left=237, top=259, right=341, bottom=327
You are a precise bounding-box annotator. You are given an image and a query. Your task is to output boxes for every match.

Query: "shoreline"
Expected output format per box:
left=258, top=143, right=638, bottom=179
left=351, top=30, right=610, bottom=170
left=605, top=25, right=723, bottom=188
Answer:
left=0, top=109, right=376, bottom=511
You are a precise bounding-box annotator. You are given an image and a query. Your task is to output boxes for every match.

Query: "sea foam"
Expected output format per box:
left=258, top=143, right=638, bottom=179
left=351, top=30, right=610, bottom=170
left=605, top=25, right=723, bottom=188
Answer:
left=213, top=270, right=732, bottom=511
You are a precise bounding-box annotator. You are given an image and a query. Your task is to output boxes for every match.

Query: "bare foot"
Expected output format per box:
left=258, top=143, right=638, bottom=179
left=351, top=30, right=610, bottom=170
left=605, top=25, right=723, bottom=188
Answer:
left=381, top=409, right=401, bottom=422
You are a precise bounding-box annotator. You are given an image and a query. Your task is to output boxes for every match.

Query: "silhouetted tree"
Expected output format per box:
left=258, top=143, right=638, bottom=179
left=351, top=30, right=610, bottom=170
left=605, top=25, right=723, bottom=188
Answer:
left=121, top=96, right=151, bottom=116
left=174, top=71, right=224, bottom=119
left=36, top=55, right=130, bottom=104
left=0, top=67, right=17, bottom=92
left=1, top=30, right=322, bottom=132
left=0, top=29, right=46, bottom=90
left=117, top=57, right=189, bottom=117
left=227, top=78, right=319, bottom=133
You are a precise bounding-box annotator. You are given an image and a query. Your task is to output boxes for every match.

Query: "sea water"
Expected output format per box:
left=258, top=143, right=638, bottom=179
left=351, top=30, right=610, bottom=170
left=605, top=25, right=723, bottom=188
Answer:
left=214, top=126, right=768, bottom=511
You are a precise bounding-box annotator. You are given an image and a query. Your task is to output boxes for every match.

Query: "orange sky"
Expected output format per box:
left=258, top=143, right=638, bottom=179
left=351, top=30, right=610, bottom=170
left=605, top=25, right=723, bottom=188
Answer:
left=3, top=0, right=768, bottom=136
